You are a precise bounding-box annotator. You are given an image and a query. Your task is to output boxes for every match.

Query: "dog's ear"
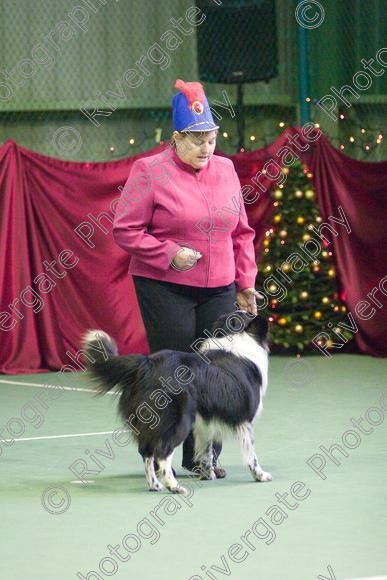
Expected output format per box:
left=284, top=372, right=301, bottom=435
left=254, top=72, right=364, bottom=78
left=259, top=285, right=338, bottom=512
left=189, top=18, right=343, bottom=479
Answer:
left=210, top=310, right=251, bottom=335
left=226, top=311, right=251, bottom=333
left=209, top=313, right=229, bottom=334
left=248, top=315, right=269, bottom=340
left=259, top=316, right=269, bottom=338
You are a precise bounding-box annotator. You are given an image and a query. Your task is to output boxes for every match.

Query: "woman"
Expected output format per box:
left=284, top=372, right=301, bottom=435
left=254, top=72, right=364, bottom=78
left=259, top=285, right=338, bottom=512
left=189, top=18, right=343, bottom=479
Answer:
left=113, top=79, right=260, bottom=478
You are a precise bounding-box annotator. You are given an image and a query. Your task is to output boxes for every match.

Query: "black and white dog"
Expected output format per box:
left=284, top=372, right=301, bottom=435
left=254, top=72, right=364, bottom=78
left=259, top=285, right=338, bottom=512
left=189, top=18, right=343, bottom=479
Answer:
left=82, top=311, right=272, bottom=494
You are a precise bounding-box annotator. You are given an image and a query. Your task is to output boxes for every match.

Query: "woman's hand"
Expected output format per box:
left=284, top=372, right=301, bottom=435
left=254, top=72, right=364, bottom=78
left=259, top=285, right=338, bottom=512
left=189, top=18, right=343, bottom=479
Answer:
left=172, top=247, right=202, bottom=270
left=236, top=288, right=264, bottom=316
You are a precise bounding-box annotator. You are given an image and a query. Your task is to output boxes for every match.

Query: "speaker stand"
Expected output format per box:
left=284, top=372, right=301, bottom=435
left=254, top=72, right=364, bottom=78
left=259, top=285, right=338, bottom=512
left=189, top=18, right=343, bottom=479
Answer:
left=236, top=82, right=245, bottom=151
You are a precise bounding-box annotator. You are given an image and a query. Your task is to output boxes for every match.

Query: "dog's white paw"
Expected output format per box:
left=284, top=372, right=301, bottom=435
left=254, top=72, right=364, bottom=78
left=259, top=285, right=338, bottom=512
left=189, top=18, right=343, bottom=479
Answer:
left=255, top=471, right=272, bottom=482
left=171, top=484, right=188, bottom=494
left=149, top=481, right=164, bottom=491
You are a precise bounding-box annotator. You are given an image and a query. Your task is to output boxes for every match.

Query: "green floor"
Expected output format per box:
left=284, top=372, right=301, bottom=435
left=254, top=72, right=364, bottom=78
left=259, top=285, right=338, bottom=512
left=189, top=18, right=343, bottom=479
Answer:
left=0, top=354, right=386, bottom=580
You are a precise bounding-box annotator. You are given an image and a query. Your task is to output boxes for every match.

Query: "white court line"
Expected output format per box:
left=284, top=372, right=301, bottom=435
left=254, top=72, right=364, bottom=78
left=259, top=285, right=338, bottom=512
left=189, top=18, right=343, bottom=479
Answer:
left=0, top=378, right=116, bottom=395
left=10, top=431, right=115, bottom=442
left=344, top=576, right=387, bottom=580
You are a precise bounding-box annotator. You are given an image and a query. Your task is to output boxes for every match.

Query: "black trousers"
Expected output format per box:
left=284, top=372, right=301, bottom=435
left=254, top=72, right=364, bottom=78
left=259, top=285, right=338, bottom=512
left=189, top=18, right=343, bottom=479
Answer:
left=132, top=275, right=237, bottom=467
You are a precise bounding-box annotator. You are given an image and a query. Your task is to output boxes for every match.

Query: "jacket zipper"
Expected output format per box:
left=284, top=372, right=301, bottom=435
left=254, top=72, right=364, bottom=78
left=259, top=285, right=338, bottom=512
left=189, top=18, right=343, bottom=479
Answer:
left=194, top=169, right=211, bottom=286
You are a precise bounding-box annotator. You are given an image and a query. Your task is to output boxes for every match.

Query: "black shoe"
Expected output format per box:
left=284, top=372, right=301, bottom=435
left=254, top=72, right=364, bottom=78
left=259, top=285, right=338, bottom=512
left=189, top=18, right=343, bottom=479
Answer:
left=214, top=467, right=227, bottom=479
left=181, top=462, right=197, bottom=472
left=182, top=463, right=227, bottom=479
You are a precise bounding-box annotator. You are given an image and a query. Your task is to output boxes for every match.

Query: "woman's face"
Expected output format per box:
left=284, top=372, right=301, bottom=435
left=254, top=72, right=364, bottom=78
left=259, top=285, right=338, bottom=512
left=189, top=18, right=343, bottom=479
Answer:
left=174, top=130, right=217, bottom=169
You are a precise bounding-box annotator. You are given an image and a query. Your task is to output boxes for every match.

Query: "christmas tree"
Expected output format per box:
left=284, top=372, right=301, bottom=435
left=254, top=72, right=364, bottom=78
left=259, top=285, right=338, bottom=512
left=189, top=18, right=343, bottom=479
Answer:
left=256, top=161, right=353, bottom=353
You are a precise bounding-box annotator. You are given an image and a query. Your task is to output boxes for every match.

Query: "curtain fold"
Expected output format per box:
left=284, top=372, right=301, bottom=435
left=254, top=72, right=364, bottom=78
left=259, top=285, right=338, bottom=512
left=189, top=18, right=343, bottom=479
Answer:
left=0, top=141, right=149, bottom=373
left=309, top=135, right=387, bottom=356
left=0, top=129, right=386, bottom=373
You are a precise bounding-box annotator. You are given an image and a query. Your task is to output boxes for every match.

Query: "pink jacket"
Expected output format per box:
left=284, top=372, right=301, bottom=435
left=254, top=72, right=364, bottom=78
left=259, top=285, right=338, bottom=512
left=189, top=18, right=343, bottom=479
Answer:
left=113, top=145, right=257, bottom=290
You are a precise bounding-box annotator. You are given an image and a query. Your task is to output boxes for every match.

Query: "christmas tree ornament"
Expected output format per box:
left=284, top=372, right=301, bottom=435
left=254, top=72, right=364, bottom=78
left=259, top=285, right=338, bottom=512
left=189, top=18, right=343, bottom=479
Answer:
left=269, top=284, right=277, bottom=292
left=315, top=216, right=322, bottom=223
left=302, top=233, right=311, bottom=241
left=278, top=317, right=287, bottom=326
left=281, top=167, right=289, bottom=175
left=305, top=189, right=315, bottom=199
left=300, top=291, right=309, bottom=299
left=294, top=189, right=303, bottom=198
left=328, top=268, right=336, bottom=277
left=295, top=324, right=303, bottom=333
left=273, top=189, right=283, bottom=200
left=279, top=229, right=287, bottom=238
left=296, top=216, right=305, bottom=225
left=314, top=311, right=323, bottom=320
left=282, top=263, right=291, bottom=272
left=273, top=214, right=282, bottom=223
left=313, top=265, right=320, bottom=272
left=321, top=296, right=330, bottom=304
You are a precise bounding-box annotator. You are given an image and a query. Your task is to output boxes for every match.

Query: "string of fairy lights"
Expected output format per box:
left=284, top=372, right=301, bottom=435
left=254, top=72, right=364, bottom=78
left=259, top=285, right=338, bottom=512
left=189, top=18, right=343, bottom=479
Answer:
left=107, top=110, right=385, bottom=158
left=307, top=97, right=385, bottom=155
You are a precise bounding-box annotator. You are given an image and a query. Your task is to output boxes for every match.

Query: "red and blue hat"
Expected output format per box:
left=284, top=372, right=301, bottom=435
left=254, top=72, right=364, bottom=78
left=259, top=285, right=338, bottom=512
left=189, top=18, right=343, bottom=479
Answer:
left=172, top=79, right=219, bottom=132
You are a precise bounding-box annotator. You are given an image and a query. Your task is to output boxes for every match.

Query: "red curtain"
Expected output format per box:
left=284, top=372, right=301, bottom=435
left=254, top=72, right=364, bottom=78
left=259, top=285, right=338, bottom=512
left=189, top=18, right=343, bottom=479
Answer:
left=1, top=128, right=386, bottom=373
left=308, top=135, right=387, bottom=356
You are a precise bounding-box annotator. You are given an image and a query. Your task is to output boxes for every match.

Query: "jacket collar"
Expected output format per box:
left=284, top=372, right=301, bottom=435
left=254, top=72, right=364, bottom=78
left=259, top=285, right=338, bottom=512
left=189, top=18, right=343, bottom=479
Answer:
left=170, top=146, right=210, bottom=177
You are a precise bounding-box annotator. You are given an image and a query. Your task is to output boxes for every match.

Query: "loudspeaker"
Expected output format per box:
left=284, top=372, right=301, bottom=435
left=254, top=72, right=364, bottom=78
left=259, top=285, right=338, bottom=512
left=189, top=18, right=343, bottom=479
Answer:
left=196, top=0, right=278, bottom=84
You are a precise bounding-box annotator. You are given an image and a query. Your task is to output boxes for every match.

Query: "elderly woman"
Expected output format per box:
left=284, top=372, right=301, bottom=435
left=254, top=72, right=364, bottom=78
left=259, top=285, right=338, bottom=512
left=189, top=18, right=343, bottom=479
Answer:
left=113, top=79, right=259, bottom=478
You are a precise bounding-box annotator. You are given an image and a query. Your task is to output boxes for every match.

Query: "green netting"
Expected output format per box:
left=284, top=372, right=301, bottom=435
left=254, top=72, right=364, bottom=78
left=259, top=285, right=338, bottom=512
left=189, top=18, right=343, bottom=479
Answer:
left=309, top=0, right=387, bottom=160
left=0, top=0, right=385, bottom=161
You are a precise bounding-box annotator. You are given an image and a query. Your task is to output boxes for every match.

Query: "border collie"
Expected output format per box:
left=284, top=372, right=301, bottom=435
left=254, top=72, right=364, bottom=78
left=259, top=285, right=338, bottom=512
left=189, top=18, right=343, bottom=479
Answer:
left=82, top=310, right=272, bottom=494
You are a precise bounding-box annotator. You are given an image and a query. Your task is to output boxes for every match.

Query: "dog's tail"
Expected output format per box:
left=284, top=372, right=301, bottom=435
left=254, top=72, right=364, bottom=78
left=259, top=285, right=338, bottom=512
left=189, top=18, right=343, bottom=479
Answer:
left=81, top=330, right=142, bottom=397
